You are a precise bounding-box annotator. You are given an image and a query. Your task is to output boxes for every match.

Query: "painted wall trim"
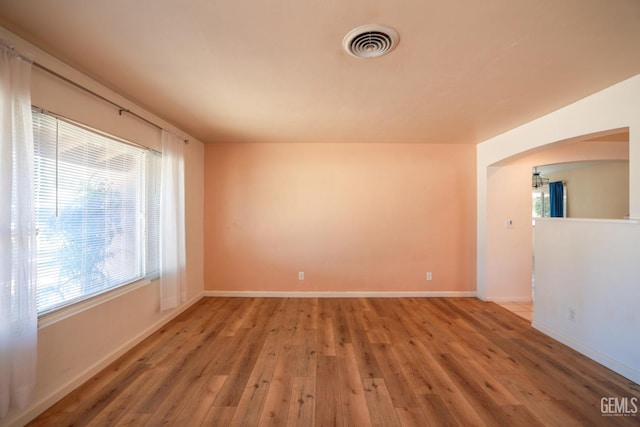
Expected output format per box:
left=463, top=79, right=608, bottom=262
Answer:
left=8, top=294, right=204, bottom=427
left=533, top=320, right=640, bottom=385
left=203, top=291, right=477, bottom=298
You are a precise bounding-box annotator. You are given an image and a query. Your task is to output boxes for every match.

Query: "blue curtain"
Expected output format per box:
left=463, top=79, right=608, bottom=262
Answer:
left=549, top=181, right=564, bottom=217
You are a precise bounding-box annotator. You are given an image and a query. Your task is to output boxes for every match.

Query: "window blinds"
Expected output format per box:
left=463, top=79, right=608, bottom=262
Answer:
left=32, top=110, right=160, bottom=314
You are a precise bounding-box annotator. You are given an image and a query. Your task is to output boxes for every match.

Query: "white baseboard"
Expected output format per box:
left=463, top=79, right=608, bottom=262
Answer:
left=7, top=293, right=203, bottom=427
left=532, top=320, right=640, bottom=385
left=203, top=290, right=477, bottom=298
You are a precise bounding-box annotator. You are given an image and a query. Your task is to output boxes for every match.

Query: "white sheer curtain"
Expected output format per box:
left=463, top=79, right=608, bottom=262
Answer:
left=0, top=43, right=37, bottom=419
left=159, top=130, right=186, bottom=311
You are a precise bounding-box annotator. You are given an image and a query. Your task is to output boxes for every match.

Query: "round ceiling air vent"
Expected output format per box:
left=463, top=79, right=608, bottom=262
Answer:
left=343, top=24, right=399, bottom=58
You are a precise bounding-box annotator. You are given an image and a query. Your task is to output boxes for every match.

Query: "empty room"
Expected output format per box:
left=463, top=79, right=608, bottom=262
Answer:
left=1, top=1, right=639, bottom=426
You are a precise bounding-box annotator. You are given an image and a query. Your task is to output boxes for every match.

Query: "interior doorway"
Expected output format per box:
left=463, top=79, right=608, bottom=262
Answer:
left=485, top=129, right=629, bottom=322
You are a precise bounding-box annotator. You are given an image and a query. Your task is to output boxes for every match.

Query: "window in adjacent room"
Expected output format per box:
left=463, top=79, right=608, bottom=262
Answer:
left=531, top=184, right=567, bottom=218
left=32, top=109, right=160, bottom=315
left=532, top=186, right=550, bottom=218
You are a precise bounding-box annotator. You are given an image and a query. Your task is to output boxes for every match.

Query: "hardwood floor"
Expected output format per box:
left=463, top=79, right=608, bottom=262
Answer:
left=28, top=297, right=639, bottom=426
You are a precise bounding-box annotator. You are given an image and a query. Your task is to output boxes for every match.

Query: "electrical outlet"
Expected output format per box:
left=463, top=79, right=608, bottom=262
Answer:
left=505, top=219, right=513, bottom=229
left=568, top=308, right=576, bottom=322
left=298, top=272, right=304, bottom=281
left=426, top=272, right=432, bottom=281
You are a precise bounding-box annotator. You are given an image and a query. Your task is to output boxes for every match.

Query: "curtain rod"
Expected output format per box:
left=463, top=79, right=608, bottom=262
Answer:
left=33, top=106, right=163, bottom=155
left=32, top=61, right=189, bottom=144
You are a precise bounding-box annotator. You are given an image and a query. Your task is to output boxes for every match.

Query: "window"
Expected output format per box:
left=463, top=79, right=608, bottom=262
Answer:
left=532, top=184, right=567, bottom=218
left=33, top=110, right=160, bottom=314
left=532, top=187, right=550, bottom=217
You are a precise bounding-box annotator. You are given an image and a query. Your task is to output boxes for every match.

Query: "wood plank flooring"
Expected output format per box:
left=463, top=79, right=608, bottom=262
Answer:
left=28, top=297, right=640, bottom=426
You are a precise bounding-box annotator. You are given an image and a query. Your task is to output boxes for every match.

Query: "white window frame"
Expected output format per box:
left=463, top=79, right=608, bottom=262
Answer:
left=32, top=108, right=160, bottom=326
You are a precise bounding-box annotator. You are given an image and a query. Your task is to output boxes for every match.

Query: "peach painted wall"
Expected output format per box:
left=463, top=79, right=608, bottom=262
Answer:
left=204, top=143, right=476, bottom=292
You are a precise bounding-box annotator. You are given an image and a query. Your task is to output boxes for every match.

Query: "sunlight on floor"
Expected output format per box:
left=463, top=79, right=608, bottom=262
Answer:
left=498, top=301, right=533, bottom=322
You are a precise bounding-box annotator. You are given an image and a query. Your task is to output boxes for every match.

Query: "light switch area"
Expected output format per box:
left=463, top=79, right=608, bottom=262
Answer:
left=426, top=272, right=432, bottom=281
left=298, top=272, right=304, bottom=280
left=505, top=219, right=513, bottom=229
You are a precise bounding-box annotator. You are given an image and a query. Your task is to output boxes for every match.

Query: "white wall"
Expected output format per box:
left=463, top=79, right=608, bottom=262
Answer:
left=477, top=73, right=640, bottom=383
left=1, top=27, right=205, bottom=427
left=534, top=218, right=640, bottom=384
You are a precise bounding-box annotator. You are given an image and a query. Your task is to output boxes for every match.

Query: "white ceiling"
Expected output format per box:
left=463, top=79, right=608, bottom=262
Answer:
left=1, top=0, right=639, bottom=144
